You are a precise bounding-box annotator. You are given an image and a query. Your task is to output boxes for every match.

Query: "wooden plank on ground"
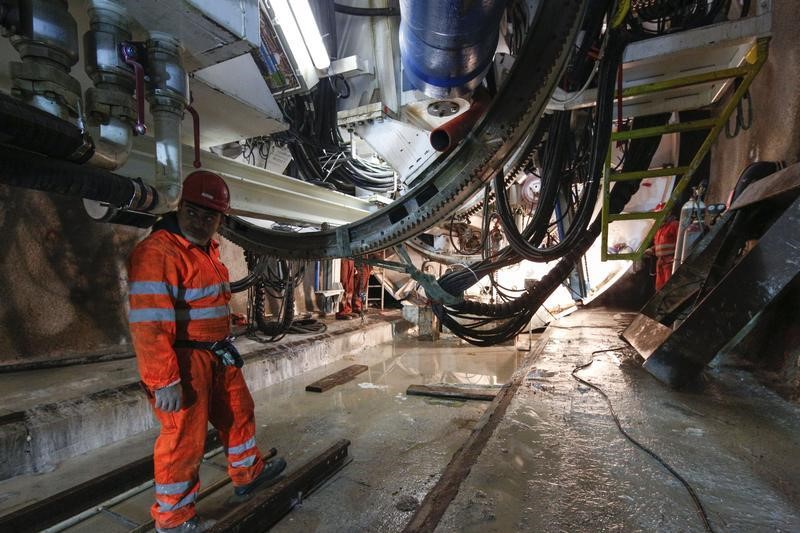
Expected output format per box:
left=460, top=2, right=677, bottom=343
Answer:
left=305, top=365, right=369, bottom=393
left=406, top=384, right=500, bottom=402
left=208, top=439, right=351, bottom=532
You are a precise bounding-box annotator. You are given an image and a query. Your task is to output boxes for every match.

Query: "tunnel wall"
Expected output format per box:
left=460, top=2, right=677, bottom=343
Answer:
left=0, top=187, right=318, bottom=365
left=707, top=0, right=800, bottom=204
left=707, top=0, right=800, bottom=399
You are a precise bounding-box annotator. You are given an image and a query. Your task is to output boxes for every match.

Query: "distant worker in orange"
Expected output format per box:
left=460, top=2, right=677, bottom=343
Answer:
left=652, top=204, right=679, bottom=291
left=336, top=257, right=372, bottom=320
left=127, top=171, right=286, bottom=533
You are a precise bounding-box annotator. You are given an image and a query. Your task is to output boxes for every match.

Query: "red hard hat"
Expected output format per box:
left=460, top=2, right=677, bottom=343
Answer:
left=181, top=170, right=230, bottom=213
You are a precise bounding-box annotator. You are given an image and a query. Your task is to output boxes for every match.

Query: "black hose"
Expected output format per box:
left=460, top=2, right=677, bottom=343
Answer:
left=0, top=92, right=94, bottom=162
left=493, top=30, right=626, bottom=262
left=0, top=145, right=156, bottom=211
left=434, top=113, right=670, bottom=345
left=334, top=3, right=400, bottom=16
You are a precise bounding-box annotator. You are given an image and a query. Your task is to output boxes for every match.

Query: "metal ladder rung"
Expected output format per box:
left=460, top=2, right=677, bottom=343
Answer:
left=621, top=64, right=752, bottom=98
left=610, top=166, right=689, bottom=182
left=603, top=252, right=641, bottom=261
left=608, top=212, right=661, bottom=222
left=612, top=118, right=716, bottom=141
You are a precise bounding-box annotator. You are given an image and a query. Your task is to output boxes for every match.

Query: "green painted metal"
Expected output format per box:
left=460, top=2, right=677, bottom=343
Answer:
left=621, top=64, right=751, bottom=98
left=611, top=166, right=690, bottom=182
left=611, top=118, right=716, bottom=141
left=601, top=38, right=769, bottom=261
left=609, top=212, right=660, bottom=221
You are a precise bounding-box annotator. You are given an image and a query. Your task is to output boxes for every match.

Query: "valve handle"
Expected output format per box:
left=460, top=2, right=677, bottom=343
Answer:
left=187, top=95, right=201, bottom=168
left=120, top=42, right=147, bottom=136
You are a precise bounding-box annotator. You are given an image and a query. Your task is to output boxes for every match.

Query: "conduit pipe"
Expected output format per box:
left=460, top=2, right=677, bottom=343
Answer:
left=0, top=145, right=158, bottom=213
left=83, top=0, right=136, bottom=170
left=7, top=0, right=82, bottom=123
left=429, top=87, right=490, bottom=152
left=146, top=32, right=190, bottom=214
left=0, top=92, right=93, bottom=161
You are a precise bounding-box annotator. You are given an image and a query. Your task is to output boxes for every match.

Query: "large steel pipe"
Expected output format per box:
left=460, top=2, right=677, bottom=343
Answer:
left=399, top=0, right=508, bottom=98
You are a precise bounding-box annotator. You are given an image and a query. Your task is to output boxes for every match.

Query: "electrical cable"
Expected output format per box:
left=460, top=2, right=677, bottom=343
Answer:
left=432, top=112, right=670, bottom=346
left=493, top=29, right=626, bottom=263
left=572, top=347, right=715, bottom=533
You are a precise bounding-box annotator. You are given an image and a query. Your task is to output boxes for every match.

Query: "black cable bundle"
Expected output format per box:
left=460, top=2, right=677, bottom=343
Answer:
left=267, top=0, right=396, bottom=194
left=629, top=0, right=729, bottom=35
left=432, top=110, right=672, bottom=346
left=243, top=254, right=327, bottom=342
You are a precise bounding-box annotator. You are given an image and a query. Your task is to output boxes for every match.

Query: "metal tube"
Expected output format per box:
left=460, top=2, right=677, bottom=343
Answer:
left=87, top=117, right=134, bottom=170
left=146, top=32, right=189, bottom=213
left=8, top=0, right=82, bottom=123
left=429, top=88, right=490, bottom=151
left=84, top=0, right=136, bottom=170
left=151, top=107, right=184, bottom=212
left=41, top=480, right=154, bottom=533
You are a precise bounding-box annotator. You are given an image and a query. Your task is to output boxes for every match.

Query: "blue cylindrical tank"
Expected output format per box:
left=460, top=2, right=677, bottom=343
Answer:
left=399, top=0, right=508, bottom=98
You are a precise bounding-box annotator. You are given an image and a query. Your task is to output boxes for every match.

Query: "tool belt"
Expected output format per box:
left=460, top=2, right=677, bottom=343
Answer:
left=174, top=337, right=244, bottom=368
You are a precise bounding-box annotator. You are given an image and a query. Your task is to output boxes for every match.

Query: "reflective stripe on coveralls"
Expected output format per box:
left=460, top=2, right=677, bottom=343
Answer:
left=128, top=219, right=264, bottom=530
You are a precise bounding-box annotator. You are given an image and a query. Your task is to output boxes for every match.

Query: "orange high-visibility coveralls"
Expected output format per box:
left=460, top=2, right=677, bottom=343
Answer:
left=128, top=217, right=265, bottom=529
left=338, top=258, right=372, bottom=315
left=654, top=219, right=679, bottom=290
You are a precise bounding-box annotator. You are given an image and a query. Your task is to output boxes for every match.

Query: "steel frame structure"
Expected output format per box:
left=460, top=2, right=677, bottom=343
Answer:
left=601, top=37, right=770, bottom=261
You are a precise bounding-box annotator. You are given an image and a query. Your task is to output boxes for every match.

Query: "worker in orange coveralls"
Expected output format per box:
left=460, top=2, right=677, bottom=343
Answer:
left=128, top=171, right=286, bottom=533
left=653, top=211, right=679, bottom=291
left=336, top=257, right=372, bottom=320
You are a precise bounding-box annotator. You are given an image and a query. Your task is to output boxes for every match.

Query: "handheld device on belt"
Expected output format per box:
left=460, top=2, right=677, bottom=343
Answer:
left=174, top=336, right=244, bottom=367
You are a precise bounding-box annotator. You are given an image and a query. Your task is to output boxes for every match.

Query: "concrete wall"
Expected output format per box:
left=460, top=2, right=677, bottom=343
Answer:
left=708, top=0, right=800, bottom=203
left=0, top=187, right=316, bottom=364
left=0, top=188, right=141, bottom=363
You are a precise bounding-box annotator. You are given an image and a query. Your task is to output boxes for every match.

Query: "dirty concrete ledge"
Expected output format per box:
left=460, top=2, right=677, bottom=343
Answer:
left=0, top=312, right=408, bottom=481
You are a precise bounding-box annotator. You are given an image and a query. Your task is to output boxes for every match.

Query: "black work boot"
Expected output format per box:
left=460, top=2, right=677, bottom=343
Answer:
left=229, top=457, right=287, bottom=503
left=155, top=516, right=216, bottom=533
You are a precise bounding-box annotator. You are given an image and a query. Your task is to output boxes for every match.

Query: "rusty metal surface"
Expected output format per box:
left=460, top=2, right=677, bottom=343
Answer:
left=208, top=439, right=351, bottom=532
left=622, top=314, right=674, bottom=359
left=644, top=193, right=800, bottom=387
left=730, top=162, right=800, bottom=211
left=0, top=430, right=221, bottom=532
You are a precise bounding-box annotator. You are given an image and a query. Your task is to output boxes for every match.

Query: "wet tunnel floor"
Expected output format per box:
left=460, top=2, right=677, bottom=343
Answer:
left=439, top=309, right=800, bottom=532
left=4, top=309, right=800, bottom=532
left=3, top=334, right=524, bottom=532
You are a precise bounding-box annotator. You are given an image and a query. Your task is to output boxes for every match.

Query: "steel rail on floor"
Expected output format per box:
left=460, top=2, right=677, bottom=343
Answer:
left=0, top=435, right=351, bottom=533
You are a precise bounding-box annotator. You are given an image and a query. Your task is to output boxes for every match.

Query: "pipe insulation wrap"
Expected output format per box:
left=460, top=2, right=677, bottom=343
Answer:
left=399, top=0, right=509, bottom=98
left=0, top=145, right=156, bottom=211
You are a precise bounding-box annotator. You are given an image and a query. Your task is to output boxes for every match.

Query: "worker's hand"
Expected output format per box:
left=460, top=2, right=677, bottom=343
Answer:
left=153, top=382, right=182, bottom=412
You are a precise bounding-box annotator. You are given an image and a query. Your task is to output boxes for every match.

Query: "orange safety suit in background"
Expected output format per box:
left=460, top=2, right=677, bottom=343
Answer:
left=128, top=214, right=265, bottom=529
left=654, top=218, right=679, bottom=290
left=338, top=258, right=372, bottom=315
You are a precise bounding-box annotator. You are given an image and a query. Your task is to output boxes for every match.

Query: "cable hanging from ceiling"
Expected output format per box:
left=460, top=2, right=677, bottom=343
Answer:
left=427, top=3, right=674, bottom=345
